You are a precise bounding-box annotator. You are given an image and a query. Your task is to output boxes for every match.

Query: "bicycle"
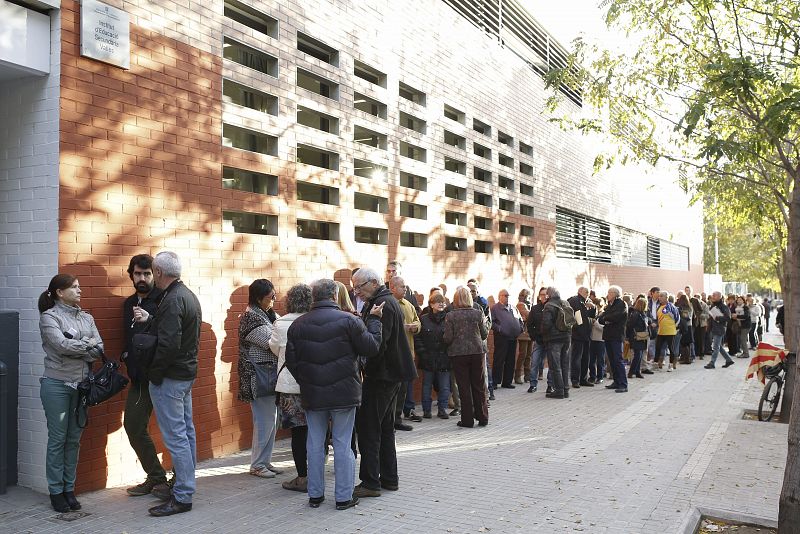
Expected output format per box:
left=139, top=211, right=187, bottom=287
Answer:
left=758, top=360, right=786, bottom=422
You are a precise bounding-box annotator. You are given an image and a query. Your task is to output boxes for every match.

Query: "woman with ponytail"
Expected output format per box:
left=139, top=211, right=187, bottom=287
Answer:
left=38, top=274, right=103, bottom=513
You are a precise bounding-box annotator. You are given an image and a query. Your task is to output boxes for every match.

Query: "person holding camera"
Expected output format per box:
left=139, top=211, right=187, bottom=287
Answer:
left=38, top=274, right=103, bottom=513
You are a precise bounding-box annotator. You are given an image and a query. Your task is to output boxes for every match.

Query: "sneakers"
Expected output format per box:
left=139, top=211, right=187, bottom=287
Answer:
left=282, top=476, right=307, bottom=492
left=336, top=496, right=359, bottom=510
left=449, top=408, right=460, bottom=417
left=723, top=360, right=735, bottom=368
left=126, top=478, right=166, bottom=497
left=405, top=410, right=423, bottom=422
left=250, top=466, right=276, bottom=478
left=527, top=385, right=537, bottom=393
left=353, top=484, right=381, bottom=498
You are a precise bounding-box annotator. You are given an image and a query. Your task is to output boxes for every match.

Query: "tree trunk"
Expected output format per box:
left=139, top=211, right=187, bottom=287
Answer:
left=779, top=171, right=799, bottom=531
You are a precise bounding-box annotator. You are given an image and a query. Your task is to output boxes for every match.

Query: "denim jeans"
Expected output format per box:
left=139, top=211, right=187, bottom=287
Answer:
left=605, top=340, right=627, bottom=388
left=150, top=378, right=196, bottom=504
left=404, top=380, right=416, bottom=413
left=630, top=347, right=644, bottom=376
left=545, top=341, right=570, bottom=394
left=529, top=343, right=552, bottom=389
left=589, top=341, right=606, bottom=381
left=422, top=370, right=450, bottom=412
left=250, top=394, right=277, bottom=470
left=710, top=333, right=733, bottom=365
left=306, top=407, right=356, bottom=503
left=40, top=377, right=83, bottom=495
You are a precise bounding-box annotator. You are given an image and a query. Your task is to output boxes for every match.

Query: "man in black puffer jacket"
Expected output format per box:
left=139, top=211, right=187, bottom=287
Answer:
left=285, top=279, right=384, bottom=511
left=597, top=285, right=629, bottom=393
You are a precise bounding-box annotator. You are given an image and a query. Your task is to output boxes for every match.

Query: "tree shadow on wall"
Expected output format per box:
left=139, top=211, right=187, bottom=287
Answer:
left=219, top=286, right=252, bottom=452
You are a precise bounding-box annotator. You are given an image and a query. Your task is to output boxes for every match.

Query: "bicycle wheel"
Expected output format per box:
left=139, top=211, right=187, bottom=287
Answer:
left=758, top=378, right=782, bottom=422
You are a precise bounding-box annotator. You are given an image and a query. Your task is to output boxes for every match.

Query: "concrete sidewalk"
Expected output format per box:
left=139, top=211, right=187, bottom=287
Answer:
left=1, top=337, right=787, bottom=533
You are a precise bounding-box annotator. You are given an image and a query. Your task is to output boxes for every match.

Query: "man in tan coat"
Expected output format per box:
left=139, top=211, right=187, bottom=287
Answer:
left=390, top=276, right=421, bottom=430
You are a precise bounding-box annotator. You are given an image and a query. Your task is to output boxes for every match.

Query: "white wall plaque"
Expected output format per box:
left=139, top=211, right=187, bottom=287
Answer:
left=80, top=0, right=130, bottom=69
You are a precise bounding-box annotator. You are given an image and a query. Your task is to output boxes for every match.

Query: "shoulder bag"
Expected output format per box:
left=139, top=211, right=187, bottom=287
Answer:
left=76, top=350, right=129, bottom=428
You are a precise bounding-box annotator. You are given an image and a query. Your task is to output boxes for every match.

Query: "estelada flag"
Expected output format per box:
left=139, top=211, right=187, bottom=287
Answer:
left=745, top=342, right=786, bottom=384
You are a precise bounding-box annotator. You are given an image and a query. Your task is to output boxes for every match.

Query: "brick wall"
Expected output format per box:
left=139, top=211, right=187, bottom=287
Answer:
left=50, top=0, right=704, bottom=493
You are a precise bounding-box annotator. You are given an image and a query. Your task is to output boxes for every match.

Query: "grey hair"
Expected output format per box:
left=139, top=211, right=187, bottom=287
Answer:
left=389, top=276, right=405, bottom=289
left=658, top=290, right=669, bottom=298
left=545, top=286, right=560, bottom=299
left=154, top=251, right=181, bottom=278
left=286, top=283, right=312, bottom=313
left=353, top=267, right=384, bottom=287
left=577, top=286, right=589, bottom=294
left=608, top=285, right=622, bottom=298
left=311, top=279, right=338, bottom=302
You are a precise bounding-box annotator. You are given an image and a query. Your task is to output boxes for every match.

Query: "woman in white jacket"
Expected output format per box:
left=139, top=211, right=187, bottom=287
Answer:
left=269, top=284, right=313, bottom=492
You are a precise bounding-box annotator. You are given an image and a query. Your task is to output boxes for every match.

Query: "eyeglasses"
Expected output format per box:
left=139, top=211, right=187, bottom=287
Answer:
left=354, top=280, right=373, bottom=291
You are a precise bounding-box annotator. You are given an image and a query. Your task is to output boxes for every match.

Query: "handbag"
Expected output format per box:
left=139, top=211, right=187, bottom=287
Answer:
left=76, top=350, right=129, bottom=427
left=635, top=330, right=650, bottom=341
left=250, top=359, right=278, bottom=397
left=128, top=332, right=158, bottom=382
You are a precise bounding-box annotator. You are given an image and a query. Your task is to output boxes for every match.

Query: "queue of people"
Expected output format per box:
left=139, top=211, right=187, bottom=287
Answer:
left=37, top=255, right=777, bottom=514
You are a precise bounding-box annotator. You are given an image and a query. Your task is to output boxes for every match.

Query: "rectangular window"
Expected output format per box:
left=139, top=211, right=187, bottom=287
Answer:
left=475, top=240, right=493, bottom=253
left=498, top=175, right=514, bottom=190
left=222, top=210, right=278, bottom=235
left=521, top=225, right=534, bottom=237
left=354, top=192, right=388, bottom=213
left=498, top=130, right=513, bottom=147
left=296, top=143, right=339, bottom=170
left=399, top=81, right=425, bottom=105
left=222, top=167, right=278, bottom=196
left=223, top=37, right=278, bottom=77
left=355, top=226, right=388, bottom=245
left=498, top=198, right=514, bottom=212
left=353, top=60, right=386, bottom=87
left=400, top=232, right=428, bottom=248
left=473, top=142, right=491, bottom=160
left=296, top=181, right=339, bottom=205
left=445, top=183, right=466, bottom=201
left=354, top=125, right=387, bottom=149
left=498, top=153, right=514, bottom=168
left=474, top=167, right=492, bottom=184
left=224, top=0, right=278, bottom=38
left=400, top=201, right=427, bottom=219
left=555, top=207, right=611, bottom=263
left=353, top=159, right=388, bottom=180
left=499, top=221, right=515, bottom=234
left=474, top=191, right=492, bottom=207
left=647, top=237, right=661, bottom=268
left=520, top=204, right=534, bottom=216
left=445, top=211, right=466, bottom=226
left=222, top=124, right=277, bottom=156
left=297, top=106, right=338, bottom=134
left=223, top=79, right=278, bottom=115
left=399, top=141, right=426, bottom=162
left=399, top=111, right=426, bottom=134
left=444, top=157, right=466, bottom=174
left=521, top=246, right=534, bottom=257
left=473, top=118, right=491, bottom=136
left=445, top=236, right=467, bottom=251
left=399, top=171, right=427, bottom=191
left=297, top=219, right=340, bottom=241
left=519, top=141, right=533, bottom=156
left=519, top=162, right=533, bottom=176
left=519, top=183, right=534, bottom=196
left=297, top=32, right=338, bottom=66
left=444, top=130, right=466, bottom=150
left=499, top=243, right=515, bottom=255
left=297, top=68, right=339, bottom=100
left=353, top=92, right=387, bottom=119
left=443, top=104, right=465, bottom=124
left=659, top=240, right=689, bottom=270
left=474, top=216, right=491, bottom=230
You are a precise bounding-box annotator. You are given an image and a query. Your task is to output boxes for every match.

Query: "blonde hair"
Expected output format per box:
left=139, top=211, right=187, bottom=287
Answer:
left=452, top=286, right=473, bottom=308
left=634, top=297, right=647, bottom=313
left=335, top=281, right=354, bottom=312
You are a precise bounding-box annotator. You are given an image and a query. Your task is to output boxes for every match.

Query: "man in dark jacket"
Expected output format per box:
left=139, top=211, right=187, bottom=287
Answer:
left=133, top=251, right=201, bottom=517
left=567, top=287, right=596, bottom=388
left=286, top=279, right=384, bottom=510
left=597, top=285, right=628, bottom=393
left=704, top=291, right=735, bottom=369
left=351, top=267, right=416, bottom=498
left=526, top=287, right=552, bottom=393
left=540, top=287, right=572, bottom=399
left=491, top=289, right=524, bottom=389
left=121, top=254, right=169, bottom=499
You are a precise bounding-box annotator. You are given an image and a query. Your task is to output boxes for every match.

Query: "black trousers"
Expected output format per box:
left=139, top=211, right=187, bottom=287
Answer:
left=654, top=335, right=676, bottom=363
left=452, top=353, right=488, bottom=426
left=492, top=335, right=517, bottom=387
left=569, top=338, right=590, bottom=384
left=357, top=379, right=400, bottom=490
left=123, top=380, right=167, bottom=482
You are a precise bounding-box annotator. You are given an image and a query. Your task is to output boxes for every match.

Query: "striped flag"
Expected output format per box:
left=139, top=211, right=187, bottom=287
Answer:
left=745, top=342, right=786, bottom=384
